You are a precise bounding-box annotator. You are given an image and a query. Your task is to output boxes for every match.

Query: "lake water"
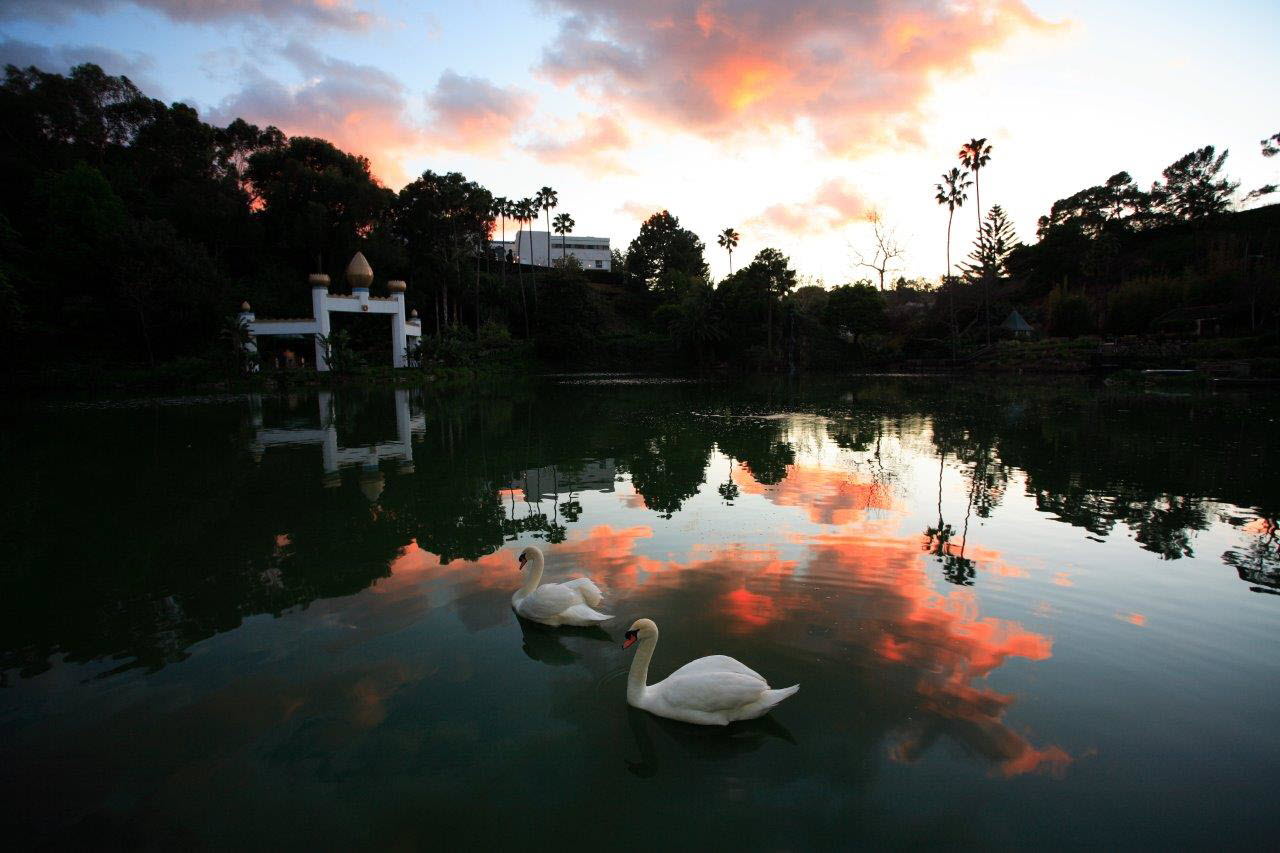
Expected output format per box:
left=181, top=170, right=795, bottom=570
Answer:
left=2, top=377, right=1279, bottom=848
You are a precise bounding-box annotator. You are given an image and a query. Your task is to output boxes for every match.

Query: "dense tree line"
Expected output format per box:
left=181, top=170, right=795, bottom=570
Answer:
left=918, top=136, right=1280, bottom=348
left=2, top=63, right=1274, bottom=378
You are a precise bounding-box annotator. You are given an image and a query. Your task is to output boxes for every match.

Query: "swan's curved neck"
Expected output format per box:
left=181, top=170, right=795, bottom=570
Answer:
left=627, top=633, right=658, bottom=705
left=516, top=551, right=545, bottom=598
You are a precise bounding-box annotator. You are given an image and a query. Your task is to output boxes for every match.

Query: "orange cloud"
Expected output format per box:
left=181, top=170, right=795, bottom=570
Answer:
left=802, top=529, right=1068, bottom=777
left=539, top=0, right=1058, bottom=155
left=736, top=459, right=892, bottom=525
left=1117, top=611, right=1146, bottom=626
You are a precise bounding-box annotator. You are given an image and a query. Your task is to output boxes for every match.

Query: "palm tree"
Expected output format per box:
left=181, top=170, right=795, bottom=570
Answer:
left=934, top=167, right=972, bottom=281
left=492, top=195, right=509, bottom=280
left=958, top=138, right=992, bottom=233
left=511, top=198, right=531, bottom=336
left=716, top=227, right=740, bottom=275
left=552, top=212, right=575, bottom=263
left=538, top=186, right=558, bottom=267
left=519, top=197, right=539, bottom=311
left=959, top=138, right=993, bottom=343
left=935, top=167, right=971, bottom=359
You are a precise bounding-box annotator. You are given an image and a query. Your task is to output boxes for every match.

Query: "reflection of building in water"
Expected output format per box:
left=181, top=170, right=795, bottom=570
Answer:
left=511, top=461, right=617, bottom=502
left=248, top=390, right=425, bottom=501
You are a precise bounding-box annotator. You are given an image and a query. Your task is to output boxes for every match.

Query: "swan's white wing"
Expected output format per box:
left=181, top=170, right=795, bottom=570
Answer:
left=516, top=583, right=578, bottom=621
left=660, top=671, right=768, bottom=714
left=668, top=654, right=765, bottom=683
left=561, top=577, right=603, bottom=607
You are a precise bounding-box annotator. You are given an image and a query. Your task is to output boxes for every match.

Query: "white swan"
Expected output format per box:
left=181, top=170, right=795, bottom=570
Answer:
left=511, top=545, right=612, bottom=627
left=622, top=618, right=798, bottom=725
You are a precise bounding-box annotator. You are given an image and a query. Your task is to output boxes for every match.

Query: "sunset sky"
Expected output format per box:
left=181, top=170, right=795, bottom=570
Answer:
left=2, top=0, right=1276, bottom=283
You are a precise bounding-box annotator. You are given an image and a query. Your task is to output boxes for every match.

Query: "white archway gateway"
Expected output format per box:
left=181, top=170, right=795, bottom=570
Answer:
left=239, top=252, right=422, bottom=370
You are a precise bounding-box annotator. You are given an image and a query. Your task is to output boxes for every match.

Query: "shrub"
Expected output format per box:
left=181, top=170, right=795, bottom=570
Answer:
left=1044, top=285, right=1094, bottom=336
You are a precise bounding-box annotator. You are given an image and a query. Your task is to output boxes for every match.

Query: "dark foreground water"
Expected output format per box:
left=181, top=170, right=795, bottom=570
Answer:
left=2, top=377, right=1279, bottom=849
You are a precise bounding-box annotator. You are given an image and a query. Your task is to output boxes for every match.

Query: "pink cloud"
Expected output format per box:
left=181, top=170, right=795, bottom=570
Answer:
left=749, top=178, right=872, bottom=235
left=424, top=70, right=534, bottom=153
left=538, top=0, right=1057, bottom=155
left=616, top=201, right=666, bottom=221
left=209, top=42, right=418, bottom=186
left=523, top=113, right=633, bottom=173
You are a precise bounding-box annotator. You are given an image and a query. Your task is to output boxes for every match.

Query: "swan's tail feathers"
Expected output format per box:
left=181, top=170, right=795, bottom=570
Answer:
left=761, top=684, right=799, bottom=712
left=563, top=603, right=613, bottom=625
left=563, top=576, right=604, bottom=607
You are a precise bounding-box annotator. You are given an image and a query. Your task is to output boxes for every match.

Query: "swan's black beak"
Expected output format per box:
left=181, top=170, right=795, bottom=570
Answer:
left=622, top=629, right=638, bottom=649
left=518, top=553, right=527, bottom=570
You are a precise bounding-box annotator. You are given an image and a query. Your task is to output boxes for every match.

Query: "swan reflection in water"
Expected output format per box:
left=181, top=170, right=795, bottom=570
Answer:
left=516, top=615, right=611, bottom=666
left=625, top=705, right=797, bottom=778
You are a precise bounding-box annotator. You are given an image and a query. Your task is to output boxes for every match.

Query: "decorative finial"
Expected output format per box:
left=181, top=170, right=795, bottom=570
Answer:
left=410, top=308, right=419, bottom=318
left=309, top=273, right=331, bottom=289
left=240, top=301, right=251, bottom=312
left=387, top=279, right=406, bottom=293
left=346, top=252, right=373, bottom=290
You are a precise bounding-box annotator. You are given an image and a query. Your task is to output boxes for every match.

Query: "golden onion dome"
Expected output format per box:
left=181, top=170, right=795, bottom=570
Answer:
left=240, top=301, right=251, bottom=312
left=387, top=279, right=406, bottom=293
left=309, top=273, right=331, bottom=289
left=346, top=252, right=374, bottom=290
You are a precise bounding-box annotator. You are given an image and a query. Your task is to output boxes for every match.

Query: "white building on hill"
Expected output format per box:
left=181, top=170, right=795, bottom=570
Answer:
left=492, top=230, right=611, bottom=270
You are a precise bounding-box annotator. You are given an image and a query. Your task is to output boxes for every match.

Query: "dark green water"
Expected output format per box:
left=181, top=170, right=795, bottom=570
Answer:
left=2, top=377, right=1279, bottom=849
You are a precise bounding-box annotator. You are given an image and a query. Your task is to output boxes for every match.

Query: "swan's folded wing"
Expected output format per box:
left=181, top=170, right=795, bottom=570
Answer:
left=662, top=672, right=767, bottom=713
left=669, top=654, right=765, bottom=683
left=561, top=577, right=603, bottom=607
left=517, top=583, right=578, bottom=621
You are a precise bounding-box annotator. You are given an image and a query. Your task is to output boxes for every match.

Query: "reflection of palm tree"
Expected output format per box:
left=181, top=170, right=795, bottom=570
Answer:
left=718, top=456, right=740, bottom=503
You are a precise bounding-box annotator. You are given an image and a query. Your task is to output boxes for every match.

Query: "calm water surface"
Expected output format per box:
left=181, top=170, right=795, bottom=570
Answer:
left=2, top=378, right=1279, bottom=848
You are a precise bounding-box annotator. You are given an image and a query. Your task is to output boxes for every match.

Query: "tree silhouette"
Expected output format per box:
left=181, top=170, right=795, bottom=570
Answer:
left=935, top=168, right=971, bottom=282
left=539, top=186, right=558, bottom=266
left=853, top=211, right=903, bottom=291
left=1150, top=145, right=1239, bottom=221
left=552, top=211, right=575, bottom=262
left=958, top=138, right=993, bottom=233
left=1261, top=132, right=1280, bottom=158
left=625, top=210, right=709, bottom=290
left=717, top=226, right=740, bottom=275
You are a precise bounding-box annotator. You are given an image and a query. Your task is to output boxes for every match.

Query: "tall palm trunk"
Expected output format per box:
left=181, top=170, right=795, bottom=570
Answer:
left=545, top=209, right=552, bottom=268
left=975, top=173, right=989, bottom=346
left=946, top=209, right=957, bottom=360
left=514, top=222, right=529, bottom=337
left=500, top=214, right=507, bottom=288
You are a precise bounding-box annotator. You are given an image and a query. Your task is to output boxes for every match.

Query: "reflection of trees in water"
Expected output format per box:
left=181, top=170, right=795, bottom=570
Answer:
left=1222, top=516, right=1280, bottom=594
left=8, top=378, right=1279, bottom=682
left=622, top=431, right=714, bottom=518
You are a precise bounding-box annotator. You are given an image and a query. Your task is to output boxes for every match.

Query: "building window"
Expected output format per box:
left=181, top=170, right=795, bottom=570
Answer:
left=595, top=260, right=603, bottom=268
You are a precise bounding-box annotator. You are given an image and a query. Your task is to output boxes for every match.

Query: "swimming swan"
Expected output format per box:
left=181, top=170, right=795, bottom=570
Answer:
left=512, top=545, right=612, bottom=627
left=622, top=618, right=799, bottom=725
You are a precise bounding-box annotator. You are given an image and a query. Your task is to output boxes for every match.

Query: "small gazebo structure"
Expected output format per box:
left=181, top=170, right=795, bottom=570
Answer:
left=239, top=252, right=421, bottom=370
left=1001, top=309, right=1034, bottom=339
